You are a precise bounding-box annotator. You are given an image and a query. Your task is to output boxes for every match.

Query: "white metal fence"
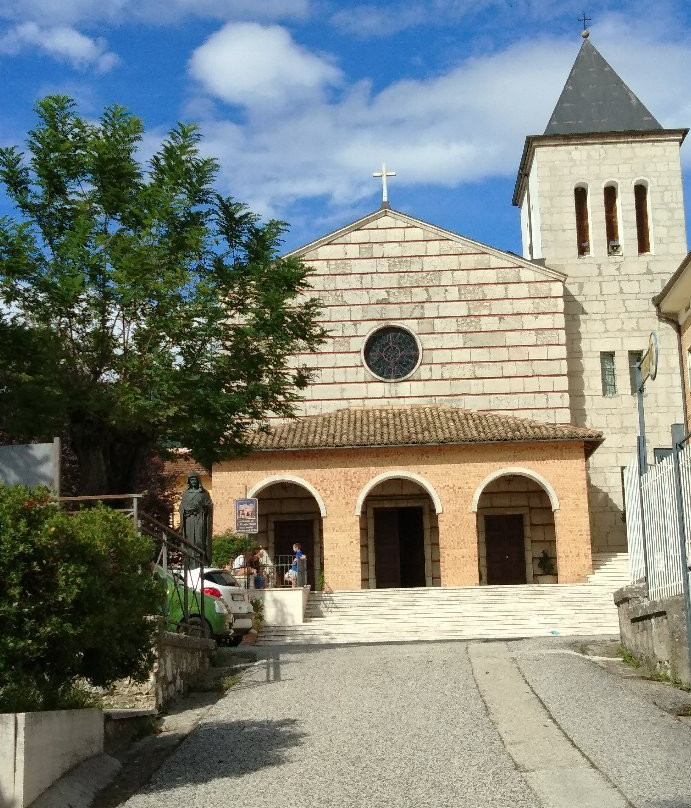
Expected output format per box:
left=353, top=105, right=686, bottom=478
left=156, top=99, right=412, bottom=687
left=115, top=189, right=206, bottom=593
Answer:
left=625, top=446, right=691, bottom=600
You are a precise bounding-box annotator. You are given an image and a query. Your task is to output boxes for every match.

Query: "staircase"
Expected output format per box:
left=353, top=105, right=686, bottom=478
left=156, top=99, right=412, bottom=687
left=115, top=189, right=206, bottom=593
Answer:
left=587, top=552, right=630, bottom=588
left=257, top=554, right=630, bottom=646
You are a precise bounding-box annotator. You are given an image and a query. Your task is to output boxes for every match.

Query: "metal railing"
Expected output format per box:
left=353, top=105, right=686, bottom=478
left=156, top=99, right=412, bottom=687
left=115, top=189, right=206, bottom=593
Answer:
left=625, top=447, right=691, bottom=601
left=139, top=511, right=206, bottom=633
left=232, top=555, right=308, bottom=589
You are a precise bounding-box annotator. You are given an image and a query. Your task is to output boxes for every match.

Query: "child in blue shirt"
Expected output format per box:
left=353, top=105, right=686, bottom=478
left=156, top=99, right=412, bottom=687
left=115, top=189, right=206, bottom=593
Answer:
left=285, top=543, right=306, bottom=587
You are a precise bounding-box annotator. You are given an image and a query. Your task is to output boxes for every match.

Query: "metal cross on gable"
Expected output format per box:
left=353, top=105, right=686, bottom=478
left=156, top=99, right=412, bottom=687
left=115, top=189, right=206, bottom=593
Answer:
left=578, top=11, right=592, bottom=31
left=372, top=163, right=396, bottom=206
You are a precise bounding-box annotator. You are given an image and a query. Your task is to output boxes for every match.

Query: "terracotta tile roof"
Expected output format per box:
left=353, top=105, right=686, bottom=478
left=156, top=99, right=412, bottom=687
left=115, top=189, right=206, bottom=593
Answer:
left=162, top=451, right=210, bottom=476
left=249, top=406, right=603, bottom=455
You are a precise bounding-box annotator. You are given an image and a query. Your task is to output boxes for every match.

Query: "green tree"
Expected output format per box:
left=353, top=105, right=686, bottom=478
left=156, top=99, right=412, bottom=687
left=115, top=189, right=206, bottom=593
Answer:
left=0, top=484, right=162, bottom=711
left=0, top=96, right=325, bottom=494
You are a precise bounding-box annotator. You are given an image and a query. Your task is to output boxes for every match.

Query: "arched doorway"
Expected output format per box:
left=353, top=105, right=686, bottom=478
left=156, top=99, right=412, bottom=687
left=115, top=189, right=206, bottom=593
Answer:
left=474, top=473, right=557, bottom=585
left=249, top=480, right=324, bottom=589
left=358, top=476, right=440, bottom=588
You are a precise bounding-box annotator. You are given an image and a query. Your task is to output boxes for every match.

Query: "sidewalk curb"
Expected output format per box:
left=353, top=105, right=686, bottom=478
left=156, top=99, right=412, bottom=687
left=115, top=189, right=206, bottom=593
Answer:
left=30, top=754, right=122, bottom=808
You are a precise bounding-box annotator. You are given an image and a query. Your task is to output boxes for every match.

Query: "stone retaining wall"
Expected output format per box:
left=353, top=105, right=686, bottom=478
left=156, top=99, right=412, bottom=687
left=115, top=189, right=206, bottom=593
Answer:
left=103, top=631, right=215, bottom=710
left=614, top=583, right=690, bottom=686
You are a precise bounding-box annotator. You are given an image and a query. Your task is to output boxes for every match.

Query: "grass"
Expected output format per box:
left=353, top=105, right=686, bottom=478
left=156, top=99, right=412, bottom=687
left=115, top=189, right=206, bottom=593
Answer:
left=617, top=646, right=641, bottom=668
left=645, top=669, right=691, bottom=692
left=220, top=673, right=243, bottom=691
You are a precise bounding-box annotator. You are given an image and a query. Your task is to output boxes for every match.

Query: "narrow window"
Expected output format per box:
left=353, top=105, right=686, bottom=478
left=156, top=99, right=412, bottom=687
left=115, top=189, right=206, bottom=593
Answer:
left=574, top=186, right=590, bottom=256
left=634, top=183, right=650, bottom=254
left=601, top=352, right=617, bottom=396
left=628, top=350, right=643, bottom=394
left=604, top=185, right=620, bottom=254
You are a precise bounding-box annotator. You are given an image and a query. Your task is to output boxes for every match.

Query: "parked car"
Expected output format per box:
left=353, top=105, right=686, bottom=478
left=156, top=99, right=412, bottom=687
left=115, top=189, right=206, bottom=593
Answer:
left=154, top=565, right=234, bottom=644
left=187, top=567, right=255, bottom=643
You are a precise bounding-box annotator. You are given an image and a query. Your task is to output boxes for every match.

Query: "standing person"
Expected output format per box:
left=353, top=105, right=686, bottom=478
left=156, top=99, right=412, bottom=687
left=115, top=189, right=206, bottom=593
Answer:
left=284, top=543, right=306, bottom=588
left=257, top=546, right=274, bottom=587
left=232, top=549, right=256, bottom=588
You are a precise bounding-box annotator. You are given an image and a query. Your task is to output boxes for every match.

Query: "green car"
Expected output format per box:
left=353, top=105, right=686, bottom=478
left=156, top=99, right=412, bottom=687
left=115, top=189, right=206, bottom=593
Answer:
left=154, top=565, right=234, bottom=643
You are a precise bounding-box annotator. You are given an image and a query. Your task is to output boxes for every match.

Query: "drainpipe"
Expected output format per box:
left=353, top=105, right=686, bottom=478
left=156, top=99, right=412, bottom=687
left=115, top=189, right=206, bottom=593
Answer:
left=655, top=305, right=687, bottom=428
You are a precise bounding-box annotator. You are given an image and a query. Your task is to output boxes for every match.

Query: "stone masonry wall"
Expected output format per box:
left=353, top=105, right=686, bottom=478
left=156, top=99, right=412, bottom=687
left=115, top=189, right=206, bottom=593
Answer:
left=213, top=440, right=593, bottom=590
left=289, top=211, right=570, bottom=424
left=102, top=631, right=215, bottom=710
left=614, top=583, right=690, bottom=687
left=524, top=136, right=687, bottom=552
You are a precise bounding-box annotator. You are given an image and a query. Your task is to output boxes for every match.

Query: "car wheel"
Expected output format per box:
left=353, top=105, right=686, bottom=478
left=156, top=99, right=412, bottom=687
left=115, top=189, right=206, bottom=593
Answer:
left=185, top=615, right=212, bottom=638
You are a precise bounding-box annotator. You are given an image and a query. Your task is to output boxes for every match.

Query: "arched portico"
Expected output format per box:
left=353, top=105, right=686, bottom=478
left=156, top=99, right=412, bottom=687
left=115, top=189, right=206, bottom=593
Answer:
left=473, top=469, right=559, bottom=585
left=246, top=477, right=326, bottom=589
left=355, top=470, right=443, bottom=516
left=357, top=473, right=440, bottom=588
left=471, top=467, right=559, bottom=513
left=248, top=474, right=327, bottom=517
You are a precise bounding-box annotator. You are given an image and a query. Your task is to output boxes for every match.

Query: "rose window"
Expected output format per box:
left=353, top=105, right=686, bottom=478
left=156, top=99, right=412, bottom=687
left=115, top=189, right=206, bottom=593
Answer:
left=363, top=326, right=420, bottom=381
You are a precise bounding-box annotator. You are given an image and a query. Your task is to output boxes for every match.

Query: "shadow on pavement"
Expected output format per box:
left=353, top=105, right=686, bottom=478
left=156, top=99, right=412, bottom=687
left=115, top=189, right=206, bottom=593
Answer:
left=137, top=717, right=306, bottom=793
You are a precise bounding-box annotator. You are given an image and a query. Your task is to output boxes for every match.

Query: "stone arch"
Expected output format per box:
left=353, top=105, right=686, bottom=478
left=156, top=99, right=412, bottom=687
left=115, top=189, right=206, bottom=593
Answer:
left=354, top=471, right=443, bottom=516
left=248, top=475, right=327, bottom=517
left=470, top=467, right=559, bottom=512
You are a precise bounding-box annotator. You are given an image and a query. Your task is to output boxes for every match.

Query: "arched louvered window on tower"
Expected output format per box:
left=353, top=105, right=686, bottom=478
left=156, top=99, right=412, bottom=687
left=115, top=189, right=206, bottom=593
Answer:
left=604, top=184, right=621, bottom=255
left=574, top=185, right=590, bottom=256
left=634, top=182, right=651, bottom=254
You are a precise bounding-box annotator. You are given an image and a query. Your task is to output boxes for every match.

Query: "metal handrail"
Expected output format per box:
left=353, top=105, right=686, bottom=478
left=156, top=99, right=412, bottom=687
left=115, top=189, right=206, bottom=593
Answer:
left=139, top=509, right=206, bottom=634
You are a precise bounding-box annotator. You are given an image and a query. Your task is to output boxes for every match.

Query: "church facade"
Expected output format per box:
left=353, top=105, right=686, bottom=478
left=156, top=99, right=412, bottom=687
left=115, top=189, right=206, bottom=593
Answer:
left=212, top=37, right=689, bottom=590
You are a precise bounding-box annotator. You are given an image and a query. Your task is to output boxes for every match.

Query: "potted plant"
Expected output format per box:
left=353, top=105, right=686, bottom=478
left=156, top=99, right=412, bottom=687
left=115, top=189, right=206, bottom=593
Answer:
left=536, top=549, right=557, bottom=583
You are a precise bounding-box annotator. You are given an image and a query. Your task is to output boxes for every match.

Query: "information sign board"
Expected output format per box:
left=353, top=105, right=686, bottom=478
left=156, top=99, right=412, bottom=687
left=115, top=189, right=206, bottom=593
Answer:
left=235, top=498, right=259, bottom=534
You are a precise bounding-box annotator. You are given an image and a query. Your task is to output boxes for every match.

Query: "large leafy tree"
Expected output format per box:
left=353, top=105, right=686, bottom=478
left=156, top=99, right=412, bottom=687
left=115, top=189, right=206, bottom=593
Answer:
left=0, top=96, right=325, bottom=495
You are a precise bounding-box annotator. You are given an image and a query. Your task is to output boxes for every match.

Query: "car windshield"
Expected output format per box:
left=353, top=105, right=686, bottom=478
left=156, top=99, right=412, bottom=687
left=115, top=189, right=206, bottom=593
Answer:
left=206, top=570, right=240, bottom=587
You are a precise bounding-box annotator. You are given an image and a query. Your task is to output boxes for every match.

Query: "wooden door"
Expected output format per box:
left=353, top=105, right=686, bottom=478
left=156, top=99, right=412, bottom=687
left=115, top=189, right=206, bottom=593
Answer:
left=374, top=508, right=401, bottom=588
left=274, top=520, right=315, bottom=588
left=485, top=514, right=526, bottom=585
left=398, top=507, right=426, bottom=587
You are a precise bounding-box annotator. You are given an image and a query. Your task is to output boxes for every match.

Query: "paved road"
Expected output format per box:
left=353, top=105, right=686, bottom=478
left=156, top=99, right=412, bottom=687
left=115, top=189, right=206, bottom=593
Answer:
left=122, top=639, right=691, bottom=808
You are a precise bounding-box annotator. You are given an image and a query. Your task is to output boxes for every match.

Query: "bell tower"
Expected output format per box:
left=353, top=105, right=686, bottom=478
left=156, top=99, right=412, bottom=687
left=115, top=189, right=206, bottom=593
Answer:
left=513, top=34, right=689, bottom=552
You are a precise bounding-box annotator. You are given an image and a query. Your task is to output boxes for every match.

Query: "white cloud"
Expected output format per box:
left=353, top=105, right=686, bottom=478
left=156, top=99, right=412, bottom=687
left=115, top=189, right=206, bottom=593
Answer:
left=188, top=24, right=691, bottom=224
left=189, top=22, right=342, bottom=109
left=0, top=22, right=118, bottom=71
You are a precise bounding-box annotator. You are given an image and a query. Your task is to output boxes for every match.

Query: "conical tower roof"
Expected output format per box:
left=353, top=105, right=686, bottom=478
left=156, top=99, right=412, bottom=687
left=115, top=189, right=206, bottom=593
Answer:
left=544, top=38, right=661, bottom=135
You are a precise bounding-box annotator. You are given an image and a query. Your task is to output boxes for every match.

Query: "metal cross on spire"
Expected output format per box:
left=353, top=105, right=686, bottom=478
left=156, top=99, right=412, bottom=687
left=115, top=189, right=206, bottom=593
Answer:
left=578, top=11, right=592, bottom=33
left=372, top=163, right=396, bottom=207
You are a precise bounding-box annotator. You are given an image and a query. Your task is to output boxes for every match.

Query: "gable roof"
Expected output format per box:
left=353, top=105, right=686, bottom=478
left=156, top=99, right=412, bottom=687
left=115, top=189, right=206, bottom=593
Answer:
left=249, top=405, right=603, bottom=456
left=544, top=38, right=661, bottom=136
left=653, top=252, right=691, bottom=316
left=285, top=207, right=567, bottom=282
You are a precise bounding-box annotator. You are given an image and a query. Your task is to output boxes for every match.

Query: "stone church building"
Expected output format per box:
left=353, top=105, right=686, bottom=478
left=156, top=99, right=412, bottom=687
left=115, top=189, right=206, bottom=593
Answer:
left=212, top=37, right=688, bottom=591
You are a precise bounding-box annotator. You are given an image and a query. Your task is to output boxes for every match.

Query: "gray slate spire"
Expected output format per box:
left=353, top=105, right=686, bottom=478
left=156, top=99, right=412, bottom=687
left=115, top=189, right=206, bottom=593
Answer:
left=544, top=39, right=661, bottom=135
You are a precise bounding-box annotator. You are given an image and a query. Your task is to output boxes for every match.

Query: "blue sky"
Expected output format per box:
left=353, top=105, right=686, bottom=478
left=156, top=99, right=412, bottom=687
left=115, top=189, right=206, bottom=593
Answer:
left=1, top=0, right=690, bottom=255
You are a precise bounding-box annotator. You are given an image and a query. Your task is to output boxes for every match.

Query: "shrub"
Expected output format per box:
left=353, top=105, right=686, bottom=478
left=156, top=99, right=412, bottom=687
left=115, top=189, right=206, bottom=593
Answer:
left=0, top=484, right=163, bottom=712
left=211, top=531, right=252, bottom=567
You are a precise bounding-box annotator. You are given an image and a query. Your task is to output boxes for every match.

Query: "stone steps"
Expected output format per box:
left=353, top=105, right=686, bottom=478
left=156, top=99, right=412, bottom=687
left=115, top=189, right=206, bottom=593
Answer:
left=257, top=581, right=622, bottom=646
left=587, top=552, right=629, bottom=587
